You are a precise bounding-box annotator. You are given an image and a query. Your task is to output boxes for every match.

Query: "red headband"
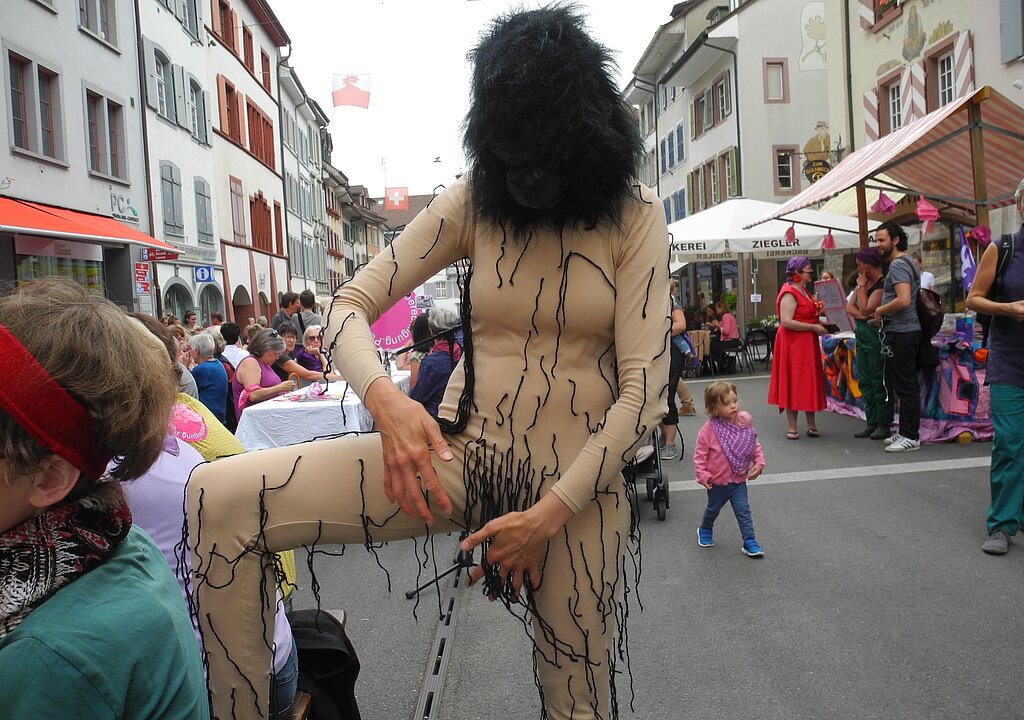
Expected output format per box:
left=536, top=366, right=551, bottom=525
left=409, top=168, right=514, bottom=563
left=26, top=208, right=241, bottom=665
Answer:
left=0, top=324, right=110, bottom=479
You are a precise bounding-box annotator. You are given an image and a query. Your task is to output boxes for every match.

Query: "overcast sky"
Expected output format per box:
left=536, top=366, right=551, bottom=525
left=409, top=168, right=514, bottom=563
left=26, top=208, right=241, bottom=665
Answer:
left=270, top=1, right=673, bottom=197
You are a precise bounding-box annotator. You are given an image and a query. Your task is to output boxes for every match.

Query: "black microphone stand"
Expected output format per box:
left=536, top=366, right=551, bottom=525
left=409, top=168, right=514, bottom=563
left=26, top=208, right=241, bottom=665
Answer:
left=405, top=531, right=476, bottom=600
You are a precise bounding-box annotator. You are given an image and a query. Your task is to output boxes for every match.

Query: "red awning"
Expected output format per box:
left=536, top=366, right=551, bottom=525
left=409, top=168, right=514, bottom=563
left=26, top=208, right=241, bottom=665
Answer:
left=0, top=197, right=179, bottom=254
left=749, top=86, right=1024, bottom=227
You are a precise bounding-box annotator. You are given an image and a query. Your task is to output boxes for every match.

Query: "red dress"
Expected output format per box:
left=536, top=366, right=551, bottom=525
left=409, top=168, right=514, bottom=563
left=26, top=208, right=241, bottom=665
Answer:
left=768, top=284, right=826, bottom=412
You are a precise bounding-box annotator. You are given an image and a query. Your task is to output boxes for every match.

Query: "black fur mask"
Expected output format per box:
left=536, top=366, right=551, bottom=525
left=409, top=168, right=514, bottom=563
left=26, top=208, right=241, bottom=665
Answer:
left=463, top=3, right=644, bottom=239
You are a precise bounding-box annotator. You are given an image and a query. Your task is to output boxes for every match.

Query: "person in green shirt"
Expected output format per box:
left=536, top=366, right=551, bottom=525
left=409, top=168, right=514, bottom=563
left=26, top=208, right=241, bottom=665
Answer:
left=0, top=278, right=208, bottom=719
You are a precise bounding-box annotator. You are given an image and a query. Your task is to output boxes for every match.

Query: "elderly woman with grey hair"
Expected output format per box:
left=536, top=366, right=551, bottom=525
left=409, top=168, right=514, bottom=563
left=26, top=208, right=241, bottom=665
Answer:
left=230, top=328, right=294, bottom=417
left=408, top=307, right=461, bottom=418
left=187, top=331, right=229, bottom=424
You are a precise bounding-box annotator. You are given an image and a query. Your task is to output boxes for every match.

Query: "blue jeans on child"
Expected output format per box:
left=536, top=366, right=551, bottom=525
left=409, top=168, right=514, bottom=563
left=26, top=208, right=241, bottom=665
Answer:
left=700, top=482, right=755, bottom=541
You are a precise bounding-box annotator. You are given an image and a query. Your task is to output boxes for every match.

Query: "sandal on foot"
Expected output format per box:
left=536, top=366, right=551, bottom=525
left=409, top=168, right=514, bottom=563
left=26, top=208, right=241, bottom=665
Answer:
left=786, top=431, right=800, bottom=440
left=806, top=428, right=820, bottom=438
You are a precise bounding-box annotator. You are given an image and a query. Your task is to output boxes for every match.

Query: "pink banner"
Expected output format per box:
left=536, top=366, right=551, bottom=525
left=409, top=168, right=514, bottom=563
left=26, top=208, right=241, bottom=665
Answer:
left=371, top=294, right=421, bottom=351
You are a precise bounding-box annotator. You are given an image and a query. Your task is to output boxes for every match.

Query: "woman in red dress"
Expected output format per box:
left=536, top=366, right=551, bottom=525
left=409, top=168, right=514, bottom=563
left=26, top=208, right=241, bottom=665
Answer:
left=768, top=255, right=827, bottom=438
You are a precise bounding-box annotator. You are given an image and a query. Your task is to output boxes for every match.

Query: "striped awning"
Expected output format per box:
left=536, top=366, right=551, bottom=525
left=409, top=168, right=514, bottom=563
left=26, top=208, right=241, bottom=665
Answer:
left=748, top=86, right=1024, bottom=228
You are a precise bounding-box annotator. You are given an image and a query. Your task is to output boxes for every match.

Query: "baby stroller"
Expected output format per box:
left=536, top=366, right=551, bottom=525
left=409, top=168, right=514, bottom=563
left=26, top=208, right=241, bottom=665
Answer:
left=624, top=429, right=679, bottom=521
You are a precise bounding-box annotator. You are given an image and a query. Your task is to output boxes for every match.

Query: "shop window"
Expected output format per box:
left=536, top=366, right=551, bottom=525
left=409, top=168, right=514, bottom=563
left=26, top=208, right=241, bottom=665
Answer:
left=160, top=161, right=184, bottom=236
left=6, top=51, right=65, bottom=162
left=16, top=236, right=104, bottom=296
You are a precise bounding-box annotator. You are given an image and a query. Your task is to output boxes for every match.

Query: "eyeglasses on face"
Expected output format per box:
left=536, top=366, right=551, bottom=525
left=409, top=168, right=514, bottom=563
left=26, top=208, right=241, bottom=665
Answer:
left=800, top=268, right=813, bottom=274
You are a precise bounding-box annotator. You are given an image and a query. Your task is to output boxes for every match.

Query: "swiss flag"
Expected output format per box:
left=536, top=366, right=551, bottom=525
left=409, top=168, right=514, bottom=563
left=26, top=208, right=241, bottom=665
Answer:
left=332, top=74, right=371, bottom=109
left=384, top=187, right=409, bottom=211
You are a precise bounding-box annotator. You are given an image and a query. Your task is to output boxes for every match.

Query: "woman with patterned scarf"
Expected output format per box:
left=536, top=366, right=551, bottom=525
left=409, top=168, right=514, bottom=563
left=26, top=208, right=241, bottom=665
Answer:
left=0, top=278, right=207, bottom=717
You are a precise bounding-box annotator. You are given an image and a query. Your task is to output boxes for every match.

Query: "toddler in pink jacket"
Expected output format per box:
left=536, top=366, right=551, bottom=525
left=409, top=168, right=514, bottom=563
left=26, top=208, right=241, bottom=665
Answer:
left=694, top=382, right=766, bottom=557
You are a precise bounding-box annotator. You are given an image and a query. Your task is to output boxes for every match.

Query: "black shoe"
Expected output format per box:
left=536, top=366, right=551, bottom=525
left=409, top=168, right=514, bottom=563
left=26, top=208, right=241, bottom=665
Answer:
left=869, top=426, right=892, bottom=440
left=854, top=424, right=877, bottom=438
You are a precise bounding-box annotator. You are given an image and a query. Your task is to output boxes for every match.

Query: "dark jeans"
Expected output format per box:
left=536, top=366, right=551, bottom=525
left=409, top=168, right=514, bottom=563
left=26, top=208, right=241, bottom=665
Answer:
left=700, top=482, right=755, bottom=542
left=269, top=638, right=299, bottom=719
left=881, top=329, right=921, bottom=440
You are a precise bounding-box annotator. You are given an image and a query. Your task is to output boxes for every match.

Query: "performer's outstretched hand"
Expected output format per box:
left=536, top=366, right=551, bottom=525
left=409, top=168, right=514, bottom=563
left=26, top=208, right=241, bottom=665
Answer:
left=364, top=377, right=453, bottom=525
left=460, top=492, right=574, bottom=598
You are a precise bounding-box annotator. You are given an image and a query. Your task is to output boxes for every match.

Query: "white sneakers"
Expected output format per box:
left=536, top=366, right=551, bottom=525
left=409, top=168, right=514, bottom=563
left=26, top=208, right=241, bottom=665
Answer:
left=885, top=434, right=921, bottom=452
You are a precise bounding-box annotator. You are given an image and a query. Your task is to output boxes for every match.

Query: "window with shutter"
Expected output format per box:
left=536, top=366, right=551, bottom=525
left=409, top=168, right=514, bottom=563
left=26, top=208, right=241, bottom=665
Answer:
left=702, top=89, right=713, bottom=130
left=195, top=177, right=213, bottom=244
left=667, top=135, right=674, bottom=168
left=662, top=197, right=671, bottom=225
left=689, top=100, right=696, bottom=140
left=727, top=147, right=739, bottom=197
left=230, top=177, right=246, bottom=243
left=660, top=139, right=667, bottom=174
left=675, top=124, right=684, bottom=163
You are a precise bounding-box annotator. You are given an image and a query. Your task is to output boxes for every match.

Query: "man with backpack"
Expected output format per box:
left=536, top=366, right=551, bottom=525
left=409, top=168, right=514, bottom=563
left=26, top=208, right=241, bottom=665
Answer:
left=872, top=221, right=922, bottom=453
left=967, top=177, right=1024, bottom=555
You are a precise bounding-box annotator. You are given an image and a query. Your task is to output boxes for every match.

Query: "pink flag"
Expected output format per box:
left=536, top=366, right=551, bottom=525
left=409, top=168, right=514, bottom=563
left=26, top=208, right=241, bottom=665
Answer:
left=384, top=187, right=409, bottom=211
left=332, top=75, right=371, bottom=109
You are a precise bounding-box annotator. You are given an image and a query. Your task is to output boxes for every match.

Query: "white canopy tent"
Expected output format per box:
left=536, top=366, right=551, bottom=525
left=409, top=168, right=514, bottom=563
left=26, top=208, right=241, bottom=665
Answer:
left=667, top=198, right=866, bottom=259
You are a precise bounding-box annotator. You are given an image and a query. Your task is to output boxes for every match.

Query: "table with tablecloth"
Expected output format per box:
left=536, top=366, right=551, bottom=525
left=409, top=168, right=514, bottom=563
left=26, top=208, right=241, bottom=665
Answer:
left=820, top=334, right=992, bottom=443
left=235, top=371, right=411, bottom=451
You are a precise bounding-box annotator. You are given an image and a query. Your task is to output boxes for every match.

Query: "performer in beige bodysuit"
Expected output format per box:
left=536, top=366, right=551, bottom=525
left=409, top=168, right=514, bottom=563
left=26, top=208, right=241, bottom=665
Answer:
left=187, top=7, right=670, bottom=719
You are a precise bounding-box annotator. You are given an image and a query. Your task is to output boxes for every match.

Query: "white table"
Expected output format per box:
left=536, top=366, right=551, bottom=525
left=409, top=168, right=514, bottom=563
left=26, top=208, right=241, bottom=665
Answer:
left=235, top=371, right=410, bottom=451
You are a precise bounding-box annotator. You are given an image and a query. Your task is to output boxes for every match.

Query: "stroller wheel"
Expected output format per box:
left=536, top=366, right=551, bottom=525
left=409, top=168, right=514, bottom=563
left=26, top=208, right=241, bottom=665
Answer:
left=645, top=476, right=654, bottom=502
left=655, top=493, right=666, bottom=521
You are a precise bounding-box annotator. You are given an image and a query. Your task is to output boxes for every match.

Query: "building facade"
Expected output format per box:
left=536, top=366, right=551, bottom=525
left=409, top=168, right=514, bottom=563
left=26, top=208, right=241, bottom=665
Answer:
left=279, top=63, right=328, bottom=305
left=138, top=0, right=223, bottom=322
left=1, top=0, right=164, bottom=308
left=205, top=0, right=289, bottom=323
left=323, top=160, right=352, bottom=291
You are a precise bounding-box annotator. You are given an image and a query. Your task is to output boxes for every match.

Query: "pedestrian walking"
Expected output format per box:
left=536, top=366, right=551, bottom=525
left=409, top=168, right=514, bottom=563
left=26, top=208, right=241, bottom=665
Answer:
left=872, top=221, right=922, bottom=452
left=694, top=381, right=766, bottom=557
left=967, top=176, right=1024, bottom=555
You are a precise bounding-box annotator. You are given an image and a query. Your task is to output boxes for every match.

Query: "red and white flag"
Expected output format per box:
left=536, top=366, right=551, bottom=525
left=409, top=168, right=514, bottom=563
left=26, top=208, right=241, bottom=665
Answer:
left=332, top=74, right=371, bottom=109
left=384, top=187, right=409, bottom=211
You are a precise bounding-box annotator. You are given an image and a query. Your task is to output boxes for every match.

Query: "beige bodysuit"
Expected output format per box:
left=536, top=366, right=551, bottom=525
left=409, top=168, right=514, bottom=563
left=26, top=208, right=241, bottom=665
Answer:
left=187, top=178, right=670, bottom=720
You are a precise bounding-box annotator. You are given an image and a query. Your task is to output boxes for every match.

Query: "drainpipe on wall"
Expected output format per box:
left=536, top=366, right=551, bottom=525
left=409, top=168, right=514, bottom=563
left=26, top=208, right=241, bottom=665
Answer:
left=132, top=0, right=161, bottom=316
left=843, top=0, right=856, bottom=155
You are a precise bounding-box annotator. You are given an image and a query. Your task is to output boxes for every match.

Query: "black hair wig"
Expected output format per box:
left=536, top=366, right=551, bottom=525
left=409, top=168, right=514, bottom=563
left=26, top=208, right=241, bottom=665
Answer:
left=463, top=3, right=644, bottom=239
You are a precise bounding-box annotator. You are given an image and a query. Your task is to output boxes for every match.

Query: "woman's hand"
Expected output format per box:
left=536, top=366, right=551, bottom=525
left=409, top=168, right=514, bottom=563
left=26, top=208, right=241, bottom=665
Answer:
left=747, top=466, right=763, bottom=481
left=460, top=492, right=573, bottom=599
left=363, top=377, right=453, bottom=525
left=274, top=380, right=295, bottom=394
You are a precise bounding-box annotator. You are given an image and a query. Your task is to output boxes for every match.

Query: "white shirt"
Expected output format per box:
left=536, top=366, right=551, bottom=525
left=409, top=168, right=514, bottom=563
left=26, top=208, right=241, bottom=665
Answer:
left=222, top=344, right=250, bottom=369
left=920, top=270, right=936, bottom=291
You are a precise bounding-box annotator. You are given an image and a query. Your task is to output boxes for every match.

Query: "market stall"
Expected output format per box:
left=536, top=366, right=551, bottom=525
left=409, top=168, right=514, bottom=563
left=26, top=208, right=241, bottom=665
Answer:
left=821, top=334, right=992, bottom=444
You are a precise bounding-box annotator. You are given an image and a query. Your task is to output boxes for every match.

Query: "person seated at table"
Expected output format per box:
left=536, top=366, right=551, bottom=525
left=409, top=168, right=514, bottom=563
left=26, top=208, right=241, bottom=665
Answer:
left=408, top=307, right=461, bottom=418
left=295, top=325, right=329, bottom=373
left=395, top=313, right=433, bottom=390
left=0, top=278, right=207, bottom=717
left=188, top=331, right=229, bottom=424
left=685, top=306, right=703, bottom=331
left=233, top=328, right=296, bottom=417
left=273, top=325, right=342, bottom=386
left=714, top=299, right=740, bottom=373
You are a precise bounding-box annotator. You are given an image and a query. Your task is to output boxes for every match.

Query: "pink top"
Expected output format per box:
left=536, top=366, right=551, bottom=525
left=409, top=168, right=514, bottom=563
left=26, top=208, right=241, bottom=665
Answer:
left=719, top=311, right=739, bottom=341
left=693, top=411, right=766, bottom=486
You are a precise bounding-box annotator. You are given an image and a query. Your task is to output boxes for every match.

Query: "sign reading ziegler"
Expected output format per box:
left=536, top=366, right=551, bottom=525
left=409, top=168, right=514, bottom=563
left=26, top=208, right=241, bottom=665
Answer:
left=750, top=238, right=802, bottom=250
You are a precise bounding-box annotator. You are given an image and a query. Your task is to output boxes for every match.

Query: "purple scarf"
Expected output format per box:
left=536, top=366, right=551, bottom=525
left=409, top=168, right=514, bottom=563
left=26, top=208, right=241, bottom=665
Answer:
left=710, top=417, right=758, bottom=476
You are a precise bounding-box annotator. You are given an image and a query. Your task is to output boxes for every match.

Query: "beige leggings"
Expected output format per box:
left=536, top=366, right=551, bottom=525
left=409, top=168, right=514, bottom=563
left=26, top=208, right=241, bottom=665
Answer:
left=187, top=433, right=633, bottom=720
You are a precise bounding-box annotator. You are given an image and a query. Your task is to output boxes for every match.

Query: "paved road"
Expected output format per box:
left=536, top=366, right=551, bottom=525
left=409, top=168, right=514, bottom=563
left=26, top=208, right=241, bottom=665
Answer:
left=296, top=375, right=1021, bottom=720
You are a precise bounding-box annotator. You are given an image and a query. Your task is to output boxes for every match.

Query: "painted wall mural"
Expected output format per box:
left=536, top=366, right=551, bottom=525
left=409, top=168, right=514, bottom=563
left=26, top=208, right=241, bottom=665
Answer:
left=873, top=0, right=958, bottom=78
left=800, top=2, right=827, bottom=71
